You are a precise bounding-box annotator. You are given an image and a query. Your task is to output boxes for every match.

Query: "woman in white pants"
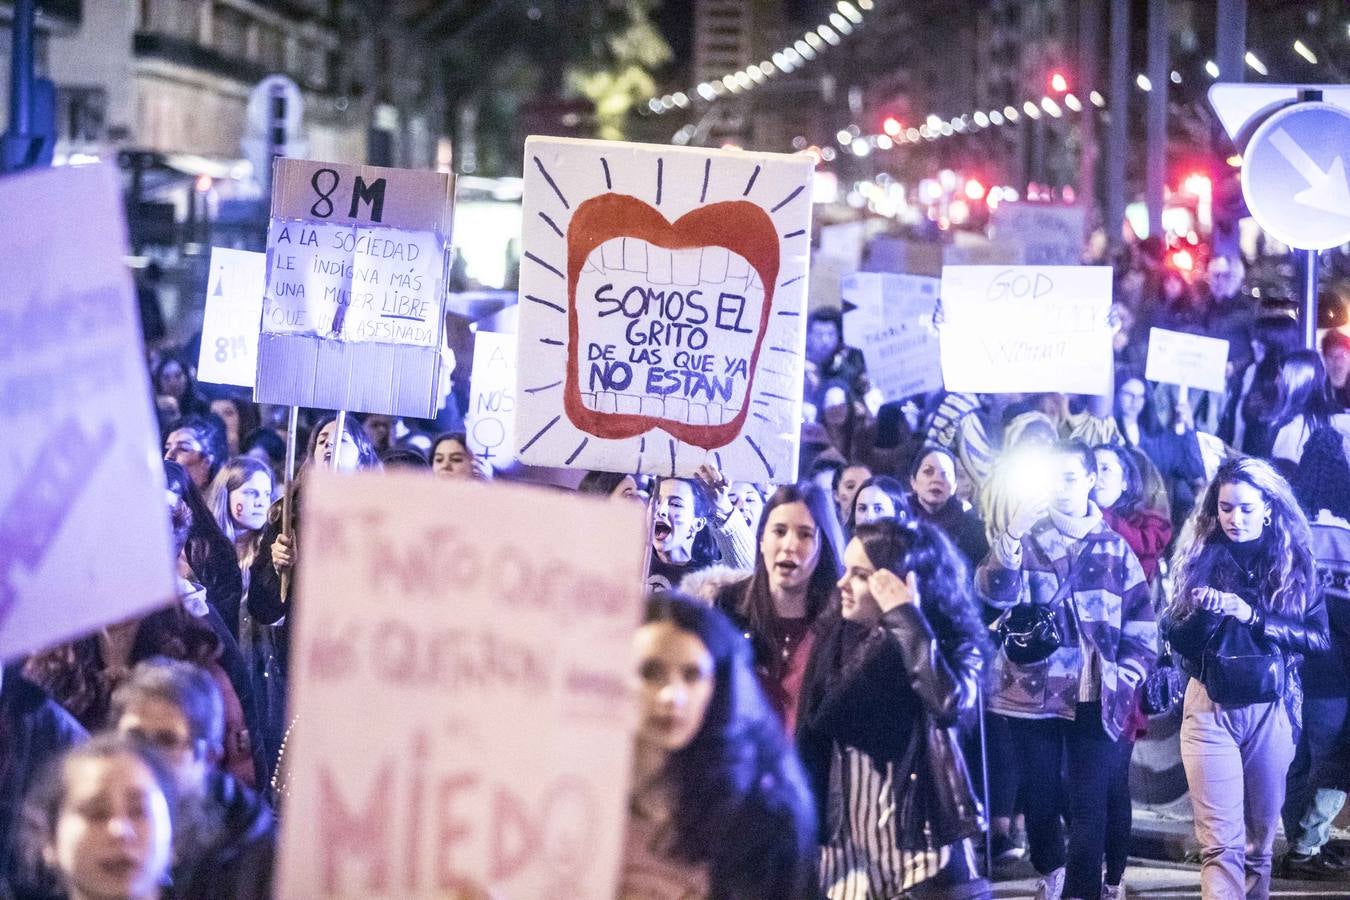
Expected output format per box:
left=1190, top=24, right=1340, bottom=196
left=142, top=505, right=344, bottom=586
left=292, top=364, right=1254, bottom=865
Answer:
left=1162, top=457, right=1329, bottom=898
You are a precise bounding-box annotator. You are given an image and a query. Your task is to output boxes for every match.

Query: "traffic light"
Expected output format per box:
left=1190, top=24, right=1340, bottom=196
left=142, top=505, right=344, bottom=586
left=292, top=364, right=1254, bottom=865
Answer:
left=1049, top=72, right=1068, bottom=93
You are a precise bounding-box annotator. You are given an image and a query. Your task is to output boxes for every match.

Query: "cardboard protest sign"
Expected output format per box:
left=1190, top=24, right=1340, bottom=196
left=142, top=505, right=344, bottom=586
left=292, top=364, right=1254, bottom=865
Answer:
left=515, top=137, right=814, bottom=482
left=939, top=265, right=1113, bottom=395
left=1146, top=327, right=1230, bottom=394
left=842, top=273, right=943, bottom=401
left=256, top=158, right=454, bottom=417
left=278, top=472, right=644, bottom=898
left=465, top=330, right=517, bottom=464
left=990, top=202, right=1085, bottom=266
left=0, top=164, right=175, bottom=661
left=197, top=248, right=266, bottom=387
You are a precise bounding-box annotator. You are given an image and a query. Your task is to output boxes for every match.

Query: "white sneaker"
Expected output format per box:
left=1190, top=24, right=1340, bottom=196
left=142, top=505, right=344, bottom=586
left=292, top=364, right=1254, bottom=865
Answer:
left=1101, top=884, right=1125, bottom=900
left=1034, top=866, right=1066, bottom=900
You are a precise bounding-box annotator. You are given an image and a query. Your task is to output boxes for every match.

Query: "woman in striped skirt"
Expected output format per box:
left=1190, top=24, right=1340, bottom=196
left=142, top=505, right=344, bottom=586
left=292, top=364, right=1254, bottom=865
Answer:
left=798, top=519, right=991, bottom=899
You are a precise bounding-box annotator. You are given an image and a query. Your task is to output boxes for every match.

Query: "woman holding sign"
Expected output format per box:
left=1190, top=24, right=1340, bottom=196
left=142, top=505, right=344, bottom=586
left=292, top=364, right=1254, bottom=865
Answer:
left=1162, top=458, right=1327, bottom=899
left=799, top=518, right=990, bottom=899
left=248, top=415, right=381, bottom=653
left=626, top=592, right=816, bottom=899
left=714, top=484, right=844, bottom=733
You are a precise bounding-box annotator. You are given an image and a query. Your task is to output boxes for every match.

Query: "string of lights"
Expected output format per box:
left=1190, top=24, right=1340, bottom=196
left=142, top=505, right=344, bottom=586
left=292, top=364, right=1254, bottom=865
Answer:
left=642, top=1, right=873, bottom=116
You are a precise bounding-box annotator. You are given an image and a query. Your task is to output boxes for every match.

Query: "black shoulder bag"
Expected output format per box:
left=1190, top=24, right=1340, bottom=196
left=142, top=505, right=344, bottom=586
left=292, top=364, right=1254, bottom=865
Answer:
left=995, top=541, right=1093, bottom=665
left=1200, top=615, right=1285, bottom=705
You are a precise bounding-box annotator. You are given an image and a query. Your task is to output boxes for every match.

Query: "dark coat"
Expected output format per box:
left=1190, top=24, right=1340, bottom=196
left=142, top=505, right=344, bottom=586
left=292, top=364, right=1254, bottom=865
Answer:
left=912, top=495, right=989, bottom=574
left=173, top=770, right=276, bottom=900
left=1162, top=539, right=1330, bottom=721
left=0, top=671, right=87, bottom=892
left=796, top=605, right=985, bottom=853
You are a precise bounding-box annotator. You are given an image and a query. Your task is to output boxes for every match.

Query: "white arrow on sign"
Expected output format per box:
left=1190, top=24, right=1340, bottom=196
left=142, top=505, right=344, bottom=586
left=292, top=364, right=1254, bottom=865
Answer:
left=1269, top=128, right=1350, bottom=219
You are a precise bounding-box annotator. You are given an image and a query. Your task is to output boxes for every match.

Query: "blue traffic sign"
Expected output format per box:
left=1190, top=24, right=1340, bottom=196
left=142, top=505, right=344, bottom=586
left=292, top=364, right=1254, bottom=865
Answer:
left=1241, top=101, right=1350, bottom=251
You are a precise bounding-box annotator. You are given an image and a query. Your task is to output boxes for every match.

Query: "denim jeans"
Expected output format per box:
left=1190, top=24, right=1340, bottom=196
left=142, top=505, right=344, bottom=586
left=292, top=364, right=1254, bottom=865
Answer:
left=1281, top=695, right=1350, bottom=855
left=1003, top=703, right=1130, bottom=899
left=1181, top=680, right=1295, bottom=900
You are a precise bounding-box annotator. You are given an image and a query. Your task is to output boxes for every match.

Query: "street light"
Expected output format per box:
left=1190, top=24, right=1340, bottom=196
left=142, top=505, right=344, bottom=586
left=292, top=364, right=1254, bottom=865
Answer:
left=1293, top=40, right=1318, bottom=65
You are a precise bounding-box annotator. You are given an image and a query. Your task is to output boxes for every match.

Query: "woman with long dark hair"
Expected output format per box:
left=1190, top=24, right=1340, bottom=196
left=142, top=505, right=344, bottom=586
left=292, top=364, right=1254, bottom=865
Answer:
left=207, top=457, right=286, bottom=781
left=714, top=484, right=844, bottom=732
left=248, top=414, right=381, bottom=623
left=1114, top=374, right=1205, bottom=529
left=1269, top=349, right=1350, bottom=472
left=799, top=519, right=990, bottom=898
left=624, top=592, right=816, bottom=898
left=1163, top=457, right=1329, bottom=898
left=1091, top=443, right=1172, bottom=584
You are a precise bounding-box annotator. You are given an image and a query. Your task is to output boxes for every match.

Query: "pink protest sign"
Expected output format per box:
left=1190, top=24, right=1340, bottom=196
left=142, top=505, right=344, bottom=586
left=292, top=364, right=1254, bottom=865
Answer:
left=0, top=164, right=176, bottom=661
left=277, top=472, right=645, bottom=898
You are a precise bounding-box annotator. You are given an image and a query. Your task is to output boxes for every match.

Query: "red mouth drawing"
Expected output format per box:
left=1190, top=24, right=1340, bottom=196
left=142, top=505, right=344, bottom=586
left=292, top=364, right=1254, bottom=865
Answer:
left=564, top=193, right=779, bottom=449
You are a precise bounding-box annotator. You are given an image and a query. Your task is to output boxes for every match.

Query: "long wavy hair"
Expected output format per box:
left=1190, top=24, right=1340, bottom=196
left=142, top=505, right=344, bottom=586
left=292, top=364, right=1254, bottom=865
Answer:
left=642, top=593, right=815, bottom=897
left=1169, top=456, right=1316, bottom=618
left=206, top=456, right=274, bottom=545
left=854, top=519, right=992, bottom=669
left=734, top=483, right=844, bottom=678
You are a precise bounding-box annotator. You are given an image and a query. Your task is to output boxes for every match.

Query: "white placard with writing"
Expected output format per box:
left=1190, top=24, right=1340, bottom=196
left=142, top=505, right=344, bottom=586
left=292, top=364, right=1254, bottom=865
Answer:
left=939, top=265, right=1113, bottom=395
left=198, top=248, right=265, bottom=387
left=1145, top=327, right=1230, bottom=394
left=465, top=330, right=517, bottom=465
left=263, top=222, right=442, bottom=347
left=842, top=272, right=943, bottom=400
left=277, top=472, right=644, bottom=898
left=989, top=202, right=1085, bottom=266
left=0, top=164, right=175, bottom=661
left=514, top=136, right=814, bottom=482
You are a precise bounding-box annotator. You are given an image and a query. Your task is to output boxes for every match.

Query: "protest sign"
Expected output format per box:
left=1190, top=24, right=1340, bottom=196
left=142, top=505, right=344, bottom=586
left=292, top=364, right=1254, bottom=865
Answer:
left=1146, top=327, right=1230, bottom=394
left=255, top=158, right=455, bottom=417
left=0, top=164, right=175, bottom=661
left=842, top=272, right=943, bottom=400
left=277, top=472, right=644, bottom=898
left=465, top=330, right=517, bottom=464
left=514, top=137, right=814, bottom=482
left=197, top=248, right=266, bottom=387
left=989, top=202, right=1085, bottom=266
left=939, top=265, right=1113, bottom=395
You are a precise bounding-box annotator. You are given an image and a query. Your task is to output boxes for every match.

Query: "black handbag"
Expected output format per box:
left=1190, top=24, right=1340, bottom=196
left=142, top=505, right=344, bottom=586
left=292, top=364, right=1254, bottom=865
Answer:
left=994, top=542, right=1091, bottom=665
left=1200, top=616, right=1285, bottom=706
left=1140, top=647, right=1186, bottom=716
left=996, top=604, right=1063, bottom=664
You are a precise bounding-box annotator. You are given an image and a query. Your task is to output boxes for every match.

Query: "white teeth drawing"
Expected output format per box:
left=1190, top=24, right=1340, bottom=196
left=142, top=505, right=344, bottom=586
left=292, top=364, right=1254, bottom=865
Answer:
left=574, top=237, right=765, bottom=425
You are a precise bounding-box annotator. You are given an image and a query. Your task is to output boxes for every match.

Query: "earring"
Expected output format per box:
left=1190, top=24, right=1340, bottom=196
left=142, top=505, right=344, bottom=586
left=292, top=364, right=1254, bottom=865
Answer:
left=1263, top=511, right=1272, bottom=527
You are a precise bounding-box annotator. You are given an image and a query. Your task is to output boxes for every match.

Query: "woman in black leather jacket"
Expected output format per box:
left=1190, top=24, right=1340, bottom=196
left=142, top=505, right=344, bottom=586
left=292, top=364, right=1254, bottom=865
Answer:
left=798, top=519, right=991, bottom=899
left=1162, top=456, right=1328, bottom=899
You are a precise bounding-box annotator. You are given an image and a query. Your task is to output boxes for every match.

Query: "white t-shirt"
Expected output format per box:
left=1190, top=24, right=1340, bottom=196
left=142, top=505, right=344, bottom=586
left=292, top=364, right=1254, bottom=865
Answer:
left=1272, top=413, right=1350, bottom=465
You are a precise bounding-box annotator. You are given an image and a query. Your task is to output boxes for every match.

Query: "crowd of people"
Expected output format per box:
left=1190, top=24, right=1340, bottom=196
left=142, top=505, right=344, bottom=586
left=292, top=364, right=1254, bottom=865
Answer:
left=3, top=242, right=1349, bottom=900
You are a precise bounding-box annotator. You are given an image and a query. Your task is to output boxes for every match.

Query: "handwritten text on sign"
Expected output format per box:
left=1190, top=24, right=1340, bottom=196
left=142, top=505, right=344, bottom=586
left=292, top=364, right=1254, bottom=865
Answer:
left=263, top=221, right=441, bottom=346
left=939, top=265, right=1113, bottom=395
left=198, top=248, right=265, bottom=388
left=515, top=137, right=813, bottom=482
left=465, top=330, right=517, bottom=463
left=278, top=473, right=643, bottom=899
left=842, top=272, right=943, bottom=401
left=1145, top=327, right=1230, bottom=394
